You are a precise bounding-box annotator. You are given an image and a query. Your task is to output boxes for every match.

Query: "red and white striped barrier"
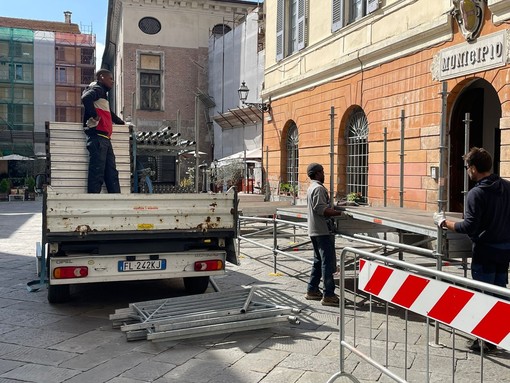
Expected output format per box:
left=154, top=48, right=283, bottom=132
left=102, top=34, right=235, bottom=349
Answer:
left=358, top=259, right=510, bottom=350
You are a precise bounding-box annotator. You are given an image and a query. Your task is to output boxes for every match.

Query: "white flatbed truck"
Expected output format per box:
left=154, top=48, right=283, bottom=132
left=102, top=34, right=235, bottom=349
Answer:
left=33, top=122, right=238, bottom=303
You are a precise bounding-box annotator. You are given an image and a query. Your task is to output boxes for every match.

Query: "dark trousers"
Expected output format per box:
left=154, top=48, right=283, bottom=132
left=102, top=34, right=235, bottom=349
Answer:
left=308, top=235, right=337, bottom=297
left=86, top=133, right=120, bottom=193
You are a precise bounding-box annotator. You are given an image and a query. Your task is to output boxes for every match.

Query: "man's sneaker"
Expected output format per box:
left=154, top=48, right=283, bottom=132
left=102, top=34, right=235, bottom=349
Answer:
left=304, top=291, right=322, bottom=301
left=468, top=339, right=497, bottom=353
left=321, top=295, right=340, bottom=307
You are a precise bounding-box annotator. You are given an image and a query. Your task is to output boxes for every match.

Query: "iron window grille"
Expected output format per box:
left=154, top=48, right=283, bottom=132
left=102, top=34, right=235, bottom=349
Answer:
left=346, top=107, right=368, bottom=202
left=286, top=123, right=299, bottom=191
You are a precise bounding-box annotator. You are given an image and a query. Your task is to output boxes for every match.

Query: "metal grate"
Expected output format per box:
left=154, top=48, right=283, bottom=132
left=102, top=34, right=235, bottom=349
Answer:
left=286, top=123, right=299, bottom=190
left=110, top=287, right=301, bottom=342
left=138, top=17, right=162, bottom=35
left=346, top=107, right=368, bottom=202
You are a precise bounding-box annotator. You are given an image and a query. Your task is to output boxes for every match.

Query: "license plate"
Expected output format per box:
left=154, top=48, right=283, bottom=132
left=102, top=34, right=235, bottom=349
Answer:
left=118, top=259, right=166, bottom=272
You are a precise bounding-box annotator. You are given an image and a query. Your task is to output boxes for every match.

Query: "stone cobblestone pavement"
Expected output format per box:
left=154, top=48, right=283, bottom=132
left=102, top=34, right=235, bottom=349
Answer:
left=0, top=200, right=509, bottom=382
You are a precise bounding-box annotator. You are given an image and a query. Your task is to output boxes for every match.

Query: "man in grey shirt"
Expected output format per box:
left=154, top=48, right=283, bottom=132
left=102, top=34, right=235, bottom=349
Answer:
left=305, top=163, right=343, bottom=306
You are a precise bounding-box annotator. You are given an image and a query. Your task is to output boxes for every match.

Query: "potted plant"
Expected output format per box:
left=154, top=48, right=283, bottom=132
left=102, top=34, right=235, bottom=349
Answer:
left=0, top=178, right=10, bottom=201
left=346, top=192, right=365, bottom=205
left=25, top=176, right=36, bottom=201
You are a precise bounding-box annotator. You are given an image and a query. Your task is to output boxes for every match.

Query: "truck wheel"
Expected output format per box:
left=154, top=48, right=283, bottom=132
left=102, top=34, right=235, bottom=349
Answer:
left=183, top=276, right=210, bottom=295
left=48, top=284, right=70, bottom=303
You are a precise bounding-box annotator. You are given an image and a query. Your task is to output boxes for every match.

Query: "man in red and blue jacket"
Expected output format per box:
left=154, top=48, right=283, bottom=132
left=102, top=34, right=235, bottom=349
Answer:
left=81, top=69, right=125, bottom=193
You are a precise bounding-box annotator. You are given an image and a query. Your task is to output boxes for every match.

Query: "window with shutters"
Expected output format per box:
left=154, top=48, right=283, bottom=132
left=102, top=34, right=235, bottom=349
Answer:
left=276, top=0, right=307, bottom=61
left=332, top=0, right=380, bottom=32
left=56, top=67, right=67, bottom=84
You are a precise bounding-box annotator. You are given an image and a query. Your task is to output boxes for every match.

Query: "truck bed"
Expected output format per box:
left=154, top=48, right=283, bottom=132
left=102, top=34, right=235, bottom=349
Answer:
left=44, top=190, right=237, bottom=236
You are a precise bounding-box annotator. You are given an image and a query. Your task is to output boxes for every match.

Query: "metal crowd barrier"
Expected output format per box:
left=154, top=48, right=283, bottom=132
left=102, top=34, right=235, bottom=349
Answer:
left=238, top=215, right=510, bottom=382
left=327, top=247, right=510, bottom=383
left=238, top=215, right=313, bottom=274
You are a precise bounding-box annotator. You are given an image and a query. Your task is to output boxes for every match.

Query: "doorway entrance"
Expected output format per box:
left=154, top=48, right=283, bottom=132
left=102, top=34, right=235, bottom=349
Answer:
left=448, top=79, right=501, bottom=212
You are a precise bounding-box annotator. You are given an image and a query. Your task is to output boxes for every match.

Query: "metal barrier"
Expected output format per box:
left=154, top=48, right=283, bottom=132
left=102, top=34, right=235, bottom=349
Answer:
left=238, top=215, right=510, bottom=382
left=238, top=215, right=313, bottom=274
left=328, top=247, right=510, bottom=383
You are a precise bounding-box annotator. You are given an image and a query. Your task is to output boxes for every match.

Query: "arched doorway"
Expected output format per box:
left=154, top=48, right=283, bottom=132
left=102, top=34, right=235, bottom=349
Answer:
left=448, top=79, right=501, bottom=212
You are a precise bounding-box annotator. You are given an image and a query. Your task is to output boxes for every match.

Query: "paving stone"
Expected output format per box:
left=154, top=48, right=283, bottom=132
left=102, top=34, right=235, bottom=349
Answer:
left=257, top=334, right=329, bottom=355
left=1, top=363, right=80, bottom=383
left=0, top=344, right=21, bottom=357
left=107, top=378, right=149, bottom=383
left=121, top=359, right=176, bottom=381
left=2, top=345, right=77, bottom=366
left=278, top=353, right=339, bottom=375
left=151, top=345, right=205, bottom=366
left=156, top=358, right=230, bottom=383
left=231, top=349, right=289, bottom=373
left=296, top=370, right=341, bottom=383
left=64, top=351, right=151, bottom=383
left=214, top=330, right=273, bottom=353
left=0, top=308, right=65, bottom=328
left=0, top=327, right=76, bottom=348
left=0, top=359, right=23, bottom=375
left=59, top=337, right=142, bottom=371
left=194, top=347, right=246, bottom=364
left=131, top=341, right=175, bottom=355
left=258, top=366, right=303, bottom=383
left=51, top=329, right=125, bottom=353
left=206, top=365, right=265, bottom=383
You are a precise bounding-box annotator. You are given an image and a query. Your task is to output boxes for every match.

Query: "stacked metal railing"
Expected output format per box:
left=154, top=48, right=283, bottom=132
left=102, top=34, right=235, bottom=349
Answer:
left=110, top=287, right=301, bottom=342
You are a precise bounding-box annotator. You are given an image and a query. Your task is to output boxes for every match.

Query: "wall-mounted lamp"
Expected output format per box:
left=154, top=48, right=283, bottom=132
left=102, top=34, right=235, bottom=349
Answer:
left=238, top=81, right=271, bottom=113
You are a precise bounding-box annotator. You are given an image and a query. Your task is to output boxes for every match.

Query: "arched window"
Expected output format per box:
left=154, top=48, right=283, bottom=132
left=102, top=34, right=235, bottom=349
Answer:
left=211, top=24, right=232, bottom=37
left=346, top=107, right=368, bottom=202
left=286, top=123, right=299, bottom=190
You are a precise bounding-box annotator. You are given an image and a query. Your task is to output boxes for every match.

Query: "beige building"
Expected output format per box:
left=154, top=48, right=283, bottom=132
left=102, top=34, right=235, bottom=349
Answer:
left=262, top=0, right=510, bottom=211
left=103, top=0, right=257, bottom=188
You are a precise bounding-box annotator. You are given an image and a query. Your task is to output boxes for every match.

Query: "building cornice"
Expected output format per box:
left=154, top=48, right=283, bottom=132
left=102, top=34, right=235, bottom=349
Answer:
left=488, top=0, right=510, bottom=24
left=262, top=14, right=453, bottom=103
left=126, top=0, right=255, bottom=14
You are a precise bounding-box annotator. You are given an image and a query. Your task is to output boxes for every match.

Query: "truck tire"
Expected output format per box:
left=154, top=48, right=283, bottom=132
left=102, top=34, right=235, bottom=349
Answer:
left=48, top=284, right=70, bottom=303
left=183, top=276, right=210, bottom=295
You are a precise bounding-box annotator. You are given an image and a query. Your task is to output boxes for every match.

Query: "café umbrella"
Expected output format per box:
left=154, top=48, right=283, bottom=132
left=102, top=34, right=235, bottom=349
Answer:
left=0, top=154, right=34, bottom=161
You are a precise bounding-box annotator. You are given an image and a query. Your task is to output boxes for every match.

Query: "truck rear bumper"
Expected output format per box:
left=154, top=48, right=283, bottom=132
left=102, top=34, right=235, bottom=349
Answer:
left=48, top=250, right=226, bottom=285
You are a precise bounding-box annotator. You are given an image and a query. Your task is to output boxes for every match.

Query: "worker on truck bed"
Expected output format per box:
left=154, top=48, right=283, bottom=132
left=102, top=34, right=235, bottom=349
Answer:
left=81, top=69, right=125, bottom=193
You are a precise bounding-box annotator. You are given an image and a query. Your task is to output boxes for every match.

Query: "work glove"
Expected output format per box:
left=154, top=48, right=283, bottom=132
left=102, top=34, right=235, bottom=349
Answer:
left=86, top=117, right=100, bottom=128
left=433, top=211, right=446, bottom=228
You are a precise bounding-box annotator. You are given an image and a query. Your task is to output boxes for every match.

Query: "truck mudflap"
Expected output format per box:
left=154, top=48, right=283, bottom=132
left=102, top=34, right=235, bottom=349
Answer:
left=48, top=250, right=227, bottom=285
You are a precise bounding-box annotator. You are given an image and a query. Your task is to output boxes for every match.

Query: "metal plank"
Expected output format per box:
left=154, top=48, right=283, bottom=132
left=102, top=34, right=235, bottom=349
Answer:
left=146, top=315, right=291, bottom=342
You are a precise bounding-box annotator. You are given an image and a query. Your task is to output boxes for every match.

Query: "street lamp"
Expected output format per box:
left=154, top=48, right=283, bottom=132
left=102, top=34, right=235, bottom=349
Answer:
left=238, top=82, right=271, bottom=113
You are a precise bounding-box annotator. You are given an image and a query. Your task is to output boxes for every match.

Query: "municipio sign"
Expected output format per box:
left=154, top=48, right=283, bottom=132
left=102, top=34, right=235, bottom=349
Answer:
left=432, top=30, right=510, bottom=81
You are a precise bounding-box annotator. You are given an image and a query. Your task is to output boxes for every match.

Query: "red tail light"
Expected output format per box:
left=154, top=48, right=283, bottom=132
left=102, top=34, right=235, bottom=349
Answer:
left=53, top=266, right=88, bottom=279
left=194, top=260, right=224, bottom=271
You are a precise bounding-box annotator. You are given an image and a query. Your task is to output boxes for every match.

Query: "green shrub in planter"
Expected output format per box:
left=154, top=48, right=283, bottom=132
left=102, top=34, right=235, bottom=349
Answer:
left=25, top=176, right=36, bottom=192
left=0, top=178, right=10, bottom=194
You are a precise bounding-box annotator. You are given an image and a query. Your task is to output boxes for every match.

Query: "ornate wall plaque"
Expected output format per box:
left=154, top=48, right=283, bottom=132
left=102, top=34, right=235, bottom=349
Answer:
left=452, top=0, right=485, bottom=42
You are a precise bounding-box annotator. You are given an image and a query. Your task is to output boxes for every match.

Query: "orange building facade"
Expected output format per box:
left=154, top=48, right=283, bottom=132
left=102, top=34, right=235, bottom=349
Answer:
left=263, top=1, right=510, bottom=212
